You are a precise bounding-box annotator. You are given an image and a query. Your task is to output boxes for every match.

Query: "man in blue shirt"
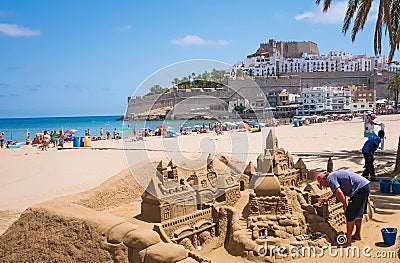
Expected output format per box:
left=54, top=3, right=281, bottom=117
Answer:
left=318, top=170, right=370, bottom=247
left=362, top=130, right=385, bottom=181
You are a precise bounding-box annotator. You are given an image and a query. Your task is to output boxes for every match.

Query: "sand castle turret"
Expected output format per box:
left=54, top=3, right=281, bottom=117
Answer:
left=167, top=160, right=178, bottom=183
left=156, top=160, right=168, bottom=182
left=187, top=171, right=199, bottom=186
left=327, top=157, right=333, bottom=173
left=207, top=154, right=214, bottom=171
left=253, top=174, right=281, bottom=197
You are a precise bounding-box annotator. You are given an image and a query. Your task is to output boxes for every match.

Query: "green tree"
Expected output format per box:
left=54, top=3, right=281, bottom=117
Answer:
left=236, top=69, right=244, bottom=78
left=173, top=78, right=180, bottom=88
left=316, top=0, right=400, bottom=62
left=234, top=105, right=246, bottom=113
left=146, top=84, right=167, bottom=96
left=388, top=73, right=400, bottom=109
left=249, top=69, right=254, bottom=77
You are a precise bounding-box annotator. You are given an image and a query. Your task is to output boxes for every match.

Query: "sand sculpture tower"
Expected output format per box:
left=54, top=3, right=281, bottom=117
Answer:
left=187, top=171, right=199, bottom=186
left=207, top=154, right=214, bottom=172
left=254, top=130, right=307, bottom=187
left=167, top=160, right=178, bottom=183
left=327, top=157, right=333, bottom=173
left=156, top=160, right=168, bottom=183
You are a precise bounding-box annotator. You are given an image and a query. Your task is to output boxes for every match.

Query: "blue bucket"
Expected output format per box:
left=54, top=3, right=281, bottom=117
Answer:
left=379, top=179, right=392, bottom=193
left=392, top=183, right=400, bottom=194
left=73, top=137, right=80, bottom=147
left=381, top=228, right=398, bottom=246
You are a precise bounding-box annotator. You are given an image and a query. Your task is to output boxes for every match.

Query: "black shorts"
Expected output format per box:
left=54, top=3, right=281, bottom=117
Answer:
left=345, top=184, right=370, bottom=221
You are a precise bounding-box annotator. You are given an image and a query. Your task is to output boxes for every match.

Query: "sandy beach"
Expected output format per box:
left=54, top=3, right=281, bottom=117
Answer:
left=0, top=114, right=399, bottom=262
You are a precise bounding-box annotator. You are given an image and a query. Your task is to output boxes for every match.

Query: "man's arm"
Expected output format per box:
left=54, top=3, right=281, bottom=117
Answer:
left=334, top=188, right=347, bottom=211
left=320, top=192, right=336, bottom=204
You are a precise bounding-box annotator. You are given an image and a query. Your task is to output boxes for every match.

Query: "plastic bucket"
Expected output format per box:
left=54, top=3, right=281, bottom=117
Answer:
left=293, top=121, right=298, bottom=127
left=392, top=183, right=400, bottom=194
left=83, top=136, right=91, bottom=147
left=73, top=137, right=80, bottom=147
left=379, top=179, right=392, bottom=193
left=80, top=137, right=85, bottom=147
left=381, top=228, right=398, bottom=246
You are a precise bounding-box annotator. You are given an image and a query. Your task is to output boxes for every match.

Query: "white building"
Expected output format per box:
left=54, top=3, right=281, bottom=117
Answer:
left=351, top=101, right=375, bottom=113
left=297, top=86, right=352, bottom=115
left=229, top=50, right=388, bottom=78
left=297, top=87, right=326, bottom=115
left=324, top=87, right=351, bottom=112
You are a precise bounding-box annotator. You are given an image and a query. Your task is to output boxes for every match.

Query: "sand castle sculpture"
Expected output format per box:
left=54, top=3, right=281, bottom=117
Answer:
left=137, top=130, right=351, bottom=262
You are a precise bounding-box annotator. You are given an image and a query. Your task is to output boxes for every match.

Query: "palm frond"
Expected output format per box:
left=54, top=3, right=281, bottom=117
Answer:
left=382, top=0, right=394, bottom=46
left=351, top=0, right=373, bottom=41
left=316, top=0, right=332, bottom=12
left=343, top=0, right=360, bottom=34
left=374, top=0, right=384, bottom=55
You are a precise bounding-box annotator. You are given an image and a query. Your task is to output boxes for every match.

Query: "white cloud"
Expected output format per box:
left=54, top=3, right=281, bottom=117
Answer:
left=171, top=35, right=229, bottom=46
left=295, top=1, right=347, bottom=23
left=0, top=23, right=40, bottom=37
left=115, top=25, right=132, bottom=32
left=295, top=1, right=379, bottom=24
left=295, top=12, right=316, bottom=21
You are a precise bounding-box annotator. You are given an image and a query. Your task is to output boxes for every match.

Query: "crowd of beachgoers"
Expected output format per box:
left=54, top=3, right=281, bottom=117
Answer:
left=0, top=112, right=394, bottom=149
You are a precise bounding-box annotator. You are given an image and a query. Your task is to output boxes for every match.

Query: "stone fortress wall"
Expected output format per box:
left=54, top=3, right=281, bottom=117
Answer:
left=260, top=39, right=320, bottom=58
left=126, top=71, right=395, bottom=119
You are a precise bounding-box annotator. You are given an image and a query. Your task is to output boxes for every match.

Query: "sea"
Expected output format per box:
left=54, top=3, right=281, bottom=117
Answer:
left=0, top=115, right=225, bottom=142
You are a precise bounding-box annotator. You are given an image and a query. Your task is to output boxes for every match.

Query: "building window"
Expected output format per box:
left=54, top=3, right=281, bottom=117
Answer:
left=164, top=207, right=170, bottom=220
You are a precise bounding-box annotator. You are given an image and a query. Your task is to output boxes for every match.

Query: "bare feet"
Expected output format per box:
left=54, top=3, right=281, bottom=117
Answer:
left=340, top=242, right=352, bottom=248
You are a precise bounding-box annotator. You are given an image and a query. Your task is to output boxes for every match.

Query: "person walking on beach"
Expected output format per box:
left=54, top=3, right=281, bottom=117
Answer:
left=364, top=113, right=381, bottom=138
left=361, top=130, right=385, bottom=181
left=318, top=170, right=370, bottom=247
left=113, top=128, right=117, bottom=140
left=58, top=130, right=65, bottom=149
left=0, top=132, right=4, bottom=148
left=43, top=131, right=50, bottom=151
left=26, top=132, right=31, bottom=145
left=99, top=128, right=103, bottom=139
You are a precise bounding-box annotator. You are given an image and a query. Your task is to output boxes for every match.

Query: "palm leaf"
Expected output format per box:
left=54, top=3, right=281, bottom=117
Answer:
left=343, top=0, right=360, bottom=34
left=374, top=0, right=384, bottom=55
left=316, top=0, right=332, bottom=12
left=351, top=0, right=373, bottom=41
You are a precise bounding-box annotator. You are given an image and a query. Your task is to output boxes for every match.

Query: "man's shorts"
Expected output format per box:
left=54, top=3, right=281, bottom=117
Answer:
left=345, top=183, right=370, bottom=222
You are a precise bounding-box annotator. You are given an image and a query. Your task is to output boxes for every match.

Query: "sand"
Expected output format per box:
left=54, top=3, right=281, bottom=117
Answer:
left=0, top=114, right=399, bottom=262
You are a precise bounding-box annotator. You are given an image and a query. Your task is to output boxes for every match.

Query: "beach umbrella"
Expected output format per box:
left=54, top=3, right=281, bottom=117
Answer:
left=193, top=125, right=201, bottom=128
left=122, top=127, right=130, bottom=131
left=141, top=126, right=150, bottom=130
left=157, top=125, right=168, bottom=129
left=65, top=130, right=76, bottom=134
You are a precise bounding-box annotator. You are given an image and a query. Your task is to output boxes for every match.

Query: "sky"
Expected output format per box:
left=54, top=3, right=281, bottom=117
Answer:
left=0, top=0, right=397, bottom=118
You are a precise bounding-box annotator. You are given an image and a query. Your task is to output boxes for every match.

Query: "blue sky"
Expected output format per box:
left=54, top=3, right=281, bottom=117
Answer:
left=0, top=0, right=396, bottom=118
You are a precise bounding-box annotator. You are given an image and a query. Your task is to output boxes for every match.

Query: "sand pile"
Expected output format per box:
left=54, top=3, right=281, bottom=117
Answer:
left=0, top=207, right=121, bottom=262
left=0, top=158, right=227, bottom=263
left=70, top=168, right=144, bottom=211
